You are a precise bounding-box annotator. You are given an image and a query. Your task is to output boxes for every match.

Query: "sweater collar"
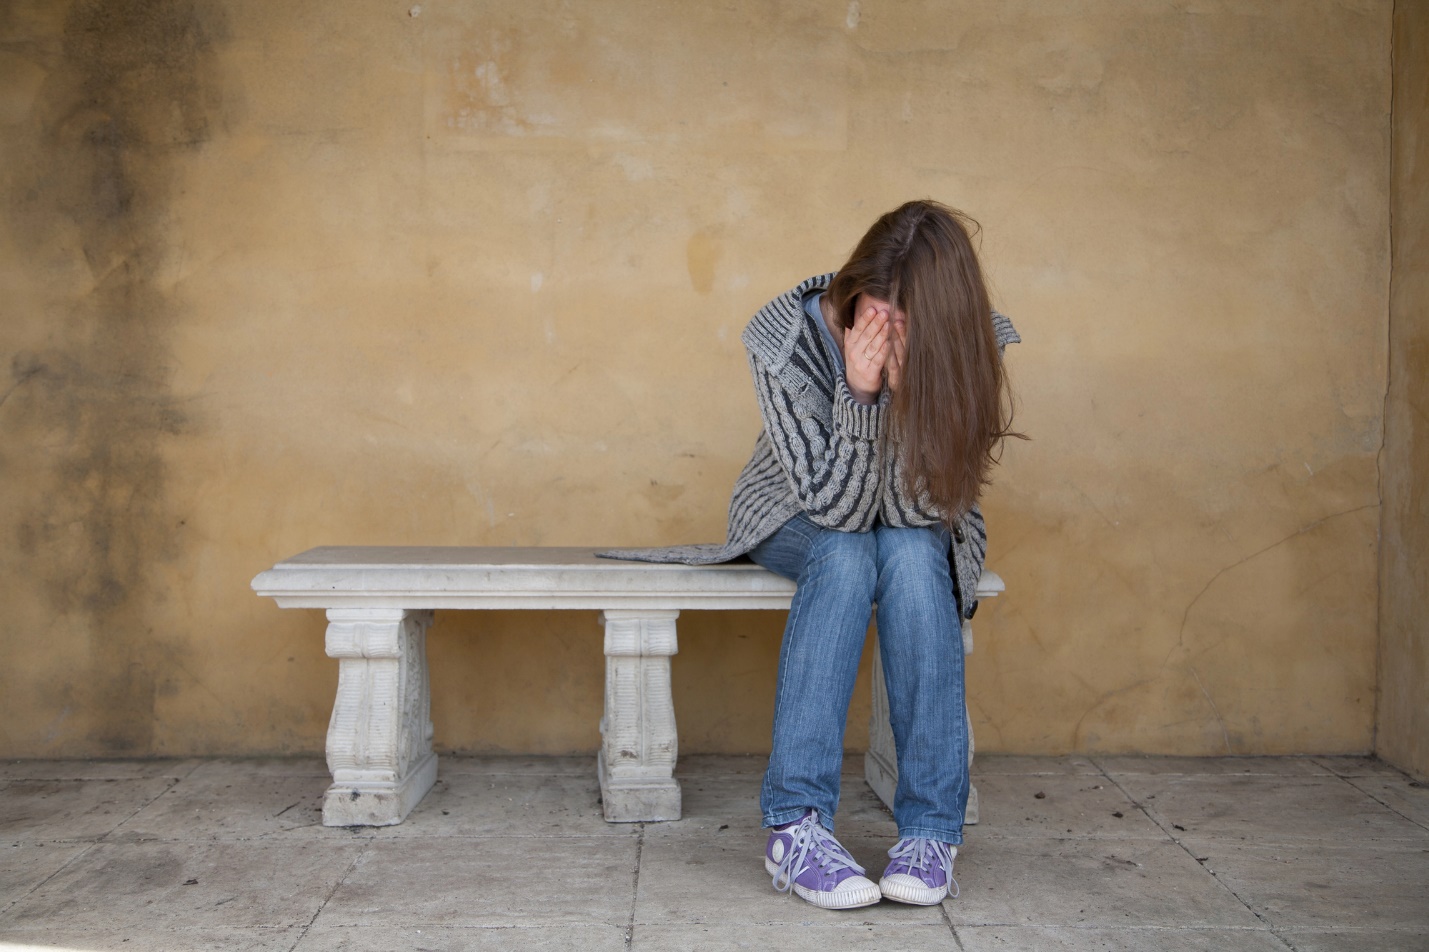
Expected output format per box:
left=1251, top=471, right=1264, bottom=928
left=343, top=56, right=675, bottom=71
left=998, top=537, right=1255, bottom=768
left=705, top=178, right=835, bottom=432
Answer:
left=741, top=272, right=836, bottom=374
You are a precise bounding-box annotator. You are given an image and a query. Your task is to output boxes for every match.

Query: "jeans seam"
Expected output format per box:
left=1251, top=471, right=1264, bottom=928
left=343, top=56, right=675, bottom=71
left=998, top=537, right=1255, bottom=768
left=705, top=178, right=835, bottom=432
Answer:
left=762, top=568, right=810, bottom=820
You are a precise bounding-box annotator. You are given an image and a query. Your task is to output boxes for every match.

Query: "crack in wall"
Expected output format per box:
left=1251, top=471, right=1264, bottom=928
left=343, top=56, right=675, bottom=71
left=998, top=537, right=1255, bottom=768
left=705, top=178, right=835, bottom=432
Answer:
left=1166, top=503, right=1381, bottom=666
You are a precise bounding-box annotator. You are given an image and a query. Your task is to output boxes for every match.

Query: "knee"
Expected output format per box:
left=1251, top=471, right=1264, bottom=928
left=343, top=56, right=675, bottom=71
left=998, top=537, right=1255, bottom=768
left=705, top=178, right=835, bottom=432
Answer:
left=802, top=528, right=877, bottom=594
left=876, top=526, right=951, bottom=590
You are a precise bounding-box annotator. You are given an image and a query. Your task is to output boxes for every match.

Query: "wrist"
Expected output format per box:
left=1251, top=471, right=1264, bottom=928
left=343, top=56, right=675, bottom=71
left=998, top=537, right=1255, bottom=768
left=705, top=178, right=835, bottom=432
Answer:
left=834, top=374, right=886, bottom=441
left=846, top=373, right=881, bottom=405
left=849, top=384, right=880, bottom=405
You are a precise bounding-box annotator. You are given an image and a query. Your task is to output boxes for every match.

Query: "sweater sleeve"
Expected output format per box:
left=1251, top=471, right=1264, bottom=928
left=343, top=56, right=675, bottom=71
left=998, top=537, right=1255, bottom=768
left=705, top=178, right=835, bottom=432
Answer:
left=748, top=350, right=886, bottom=531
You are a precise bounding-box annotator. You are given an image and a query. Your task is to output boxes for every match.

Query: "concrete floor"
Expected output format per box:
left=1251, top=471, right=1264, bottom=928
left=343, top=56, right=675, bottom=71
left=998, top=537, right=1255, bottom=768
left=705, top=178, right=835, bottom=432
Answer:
left=0, top=754, right=1425, bottom=952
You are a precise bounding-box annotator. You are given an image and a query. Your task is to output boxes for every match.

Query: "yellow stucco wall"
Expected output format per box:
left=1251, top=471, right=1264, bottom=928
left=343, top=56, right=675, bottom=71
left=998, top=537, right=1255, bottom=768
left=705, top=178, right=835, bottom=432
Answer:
left=1377, top=0, right=1429, bottom=781
left=0, top=1, right=1393, bottom=757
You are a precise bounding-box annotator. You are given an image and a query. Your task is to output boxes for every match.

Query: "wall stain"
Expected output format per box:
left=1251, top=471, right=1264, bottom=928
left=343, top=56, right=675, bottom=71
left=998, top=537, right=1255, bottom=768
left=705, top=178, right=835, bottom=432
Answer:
left=685, top=228, right=722, bottom=294
left=4, top=1, right=228, bottom=753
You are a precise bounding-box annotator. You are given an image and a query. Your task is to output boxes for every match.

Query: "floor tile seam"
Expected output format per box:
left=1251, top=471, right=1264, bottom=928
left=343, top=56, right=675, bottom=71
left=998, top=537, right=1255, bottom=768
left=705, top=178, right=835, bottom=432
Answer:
left=173, top=758, right=208, bottom=782
left=1100, top=775, right=1360, bottom=787
left=1090, top=757, right=1342, bottom=777
left=1093, top=760, right=1290, bottom=944
left=0, top=924, right=303, bottom=934
left=946, top=919, right=1285, bottom=932
left=369, top=828, right=637, bottom=835
left=287, top=834, right=374, bottom=952
left=1132, top=797, right=1429, bottom=843
left=623, top=822, right=644, bottom=951
left=1312, top=770, right=1410, bottom=781
left=430, top=764, right=597, bottom=769
left=1310, top=757, right=1418, bottom=779
left=940, top=898, right=967, bottom=950
left=77, top=835, right=355, bottom=845
left=1306, top=758, right=1356, bottom=781
left=644, top=920, right=959, bottom=928
left=952, top=833, right=1178, bottom=844
left=436, top=768, right=599, bottom=775
left=1091, top=772, right=1329, bottom=781
left=362, top=832, right=641, bottom=841
left=180, top=773, right=333, bottom=779
left=628, top=916, right=951, bottom=928
left=1171, top=834, right=1429, bottom=852
left=436, top=755, right=598, bottom=761
left=311, top=916, right=633, bottom=930
left=1268, top=927, right=1323, bottom=952
left=0, top=774, right=199, bottom=784
left=433, top=771, right=598, bottom=778
left=436, top=763, right=596, bottom=770
left=1272, top=925, right=1429, bottom=935
left=0, top=762, right=209, bottom=783
left=297, top=923, right=630, bottom=931
left=0, top=839, right=100, bottom=923
left=1339, top=775, right=1429, bottom=833
left=96, top=772, right=196, bottom=843
left=35, top=832, right=374, bottom=845
left=972, top=770, right=1104, bottom=777
left=952, top=922, right=1282, bottom=932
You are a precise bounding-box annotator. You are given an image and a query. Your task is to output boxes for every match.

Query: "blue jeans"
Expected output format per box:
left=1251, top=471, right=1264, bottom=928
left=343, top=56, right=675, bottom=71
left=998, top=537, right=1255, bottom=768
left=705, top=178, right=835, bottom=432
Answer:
left=750, top=513, right=969, bottom=844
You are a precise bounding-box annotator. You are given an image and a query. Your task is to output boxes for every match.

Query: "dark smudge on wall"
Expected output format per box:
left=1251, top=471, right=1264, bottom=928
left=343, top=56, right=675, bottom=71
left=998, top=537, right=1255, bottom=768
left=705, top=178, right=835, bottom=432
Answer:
left=4, top=1, right=228, bottom=752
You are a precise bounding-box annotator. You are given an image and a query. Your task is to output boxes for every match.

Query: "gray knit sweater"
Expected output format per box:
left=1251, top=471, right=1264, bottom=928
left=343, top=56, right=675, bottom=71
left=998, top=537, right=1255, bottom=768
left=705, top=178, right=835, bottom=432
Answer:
left=601, top=272, right=1020, bottom=619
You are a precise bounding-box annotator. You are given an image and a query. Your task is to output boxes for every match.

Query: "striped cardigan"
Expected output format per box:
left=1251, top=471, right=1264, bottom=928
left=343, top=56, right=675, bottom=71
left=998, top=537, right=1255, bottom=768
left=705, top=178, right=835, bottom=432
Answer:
left=602, top=272, right=1020, bottom=619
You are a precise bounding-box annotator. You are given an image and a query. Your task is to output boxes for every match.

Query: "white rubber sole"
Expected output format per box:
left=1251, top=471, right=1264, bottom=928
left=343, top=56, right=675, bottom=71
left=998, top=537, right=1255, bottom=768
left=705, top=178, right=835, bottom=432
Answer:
left=878, top=872, right=949, bottom=905
left=765, top=857, right=882, bottom=909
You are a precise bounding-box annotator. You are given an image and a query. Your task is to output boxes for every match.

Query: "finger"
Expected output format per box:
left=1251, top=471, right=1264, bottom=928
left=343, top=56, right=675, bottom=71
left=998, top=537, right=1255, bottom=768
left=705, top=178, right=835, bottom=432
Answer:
left=847, top=310, right=877, bottom=350
left=849, top=309, right=888, bottom=352
left=849, top=304, right=877, bottom=334
left=859, top=321, right=891, bottom=364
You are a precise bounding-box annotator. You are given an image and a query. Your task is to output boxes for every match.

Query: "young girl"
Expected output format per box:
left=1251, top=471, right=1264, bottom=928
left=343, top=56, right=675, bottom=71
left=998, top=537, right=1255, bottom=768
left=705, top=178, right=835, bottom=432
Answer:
left=608, top=200, right=1020, bottom=909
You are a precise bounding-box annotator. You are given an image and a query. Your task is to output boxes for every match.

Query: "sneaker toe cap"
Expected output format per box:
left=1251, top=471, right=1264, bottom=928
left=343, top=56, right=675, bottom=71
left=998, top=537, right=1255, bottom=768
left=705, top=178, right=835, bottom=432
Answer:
left=799, top=874, right=881, bottom=910
left=878, top=873, right=947, bottom=905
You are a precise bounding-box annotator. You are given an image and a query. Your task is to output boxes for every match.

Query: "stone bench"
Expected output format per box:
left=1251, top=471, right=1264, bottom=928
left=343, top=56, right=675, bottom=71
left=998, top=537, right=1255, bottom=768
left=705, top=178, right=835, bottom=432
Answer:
left=251, top=546, right=1002, bottom=826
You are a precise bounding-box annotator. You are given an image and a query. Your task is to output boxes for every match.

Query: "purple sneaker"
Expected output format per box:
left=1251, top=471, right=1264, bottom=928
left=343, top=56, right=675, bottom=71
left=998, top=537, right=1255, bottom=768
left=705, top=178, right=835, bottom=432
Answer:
left=765, top=810, right=881, bottom=910
left=878, top=837, right=959, bottom=905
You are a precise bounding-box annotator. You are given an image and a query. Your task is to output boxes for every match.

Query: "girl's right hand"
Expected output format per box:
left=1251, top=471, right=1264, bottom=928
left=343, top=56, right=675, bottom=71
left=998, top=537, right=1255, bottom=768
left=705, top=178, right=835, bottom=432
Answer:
left=844, top=304, right=890, bottom=404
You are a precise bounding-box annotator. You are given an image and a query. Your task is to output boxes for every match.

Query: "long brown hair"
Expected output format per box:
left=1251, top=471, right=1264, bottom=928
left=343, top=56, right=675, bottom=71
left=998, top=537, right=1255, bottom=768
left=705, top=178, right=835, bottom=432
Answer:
left=828, top=200, right=1019, bottom=522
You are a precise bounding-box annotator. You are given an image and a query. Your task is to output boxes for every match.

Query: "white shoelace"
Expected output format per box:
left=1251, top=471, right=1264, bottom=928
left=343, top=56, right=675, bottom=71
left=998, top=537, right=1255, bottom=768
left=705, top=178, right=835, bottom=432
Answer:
left=886, top=836, right=959, bottom=898
left=770, top=811, right=866, bottom=894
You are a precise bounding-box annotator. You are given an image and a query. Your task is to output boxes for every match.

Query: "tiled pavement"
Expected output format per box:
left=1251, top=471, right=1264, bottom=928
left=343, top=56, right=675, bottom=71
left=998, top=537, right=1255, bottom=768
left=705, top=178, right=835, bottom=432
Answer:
left=1, top=754, right=1425, bottom=951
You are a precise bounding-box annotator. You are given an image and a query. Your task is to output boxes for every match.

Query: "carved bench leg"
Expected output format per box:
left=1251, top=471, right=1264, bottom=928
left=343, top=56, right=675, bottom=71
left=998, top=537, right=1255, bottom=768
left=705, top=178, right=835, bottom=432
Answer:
left=321, top=608, right=437, bottom=826
left=598, top=609, right=681, bottom=822
left=865, top=619, right=980, bottom=825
